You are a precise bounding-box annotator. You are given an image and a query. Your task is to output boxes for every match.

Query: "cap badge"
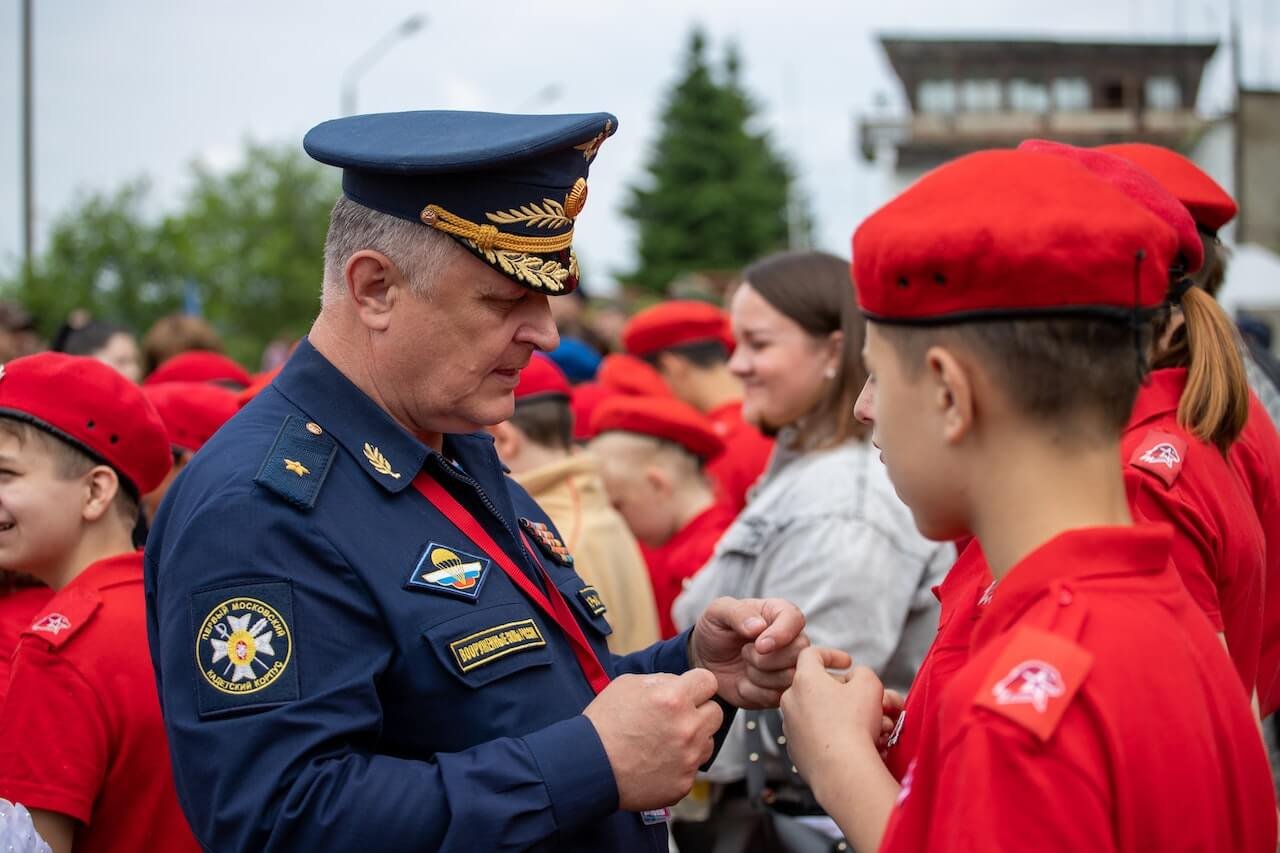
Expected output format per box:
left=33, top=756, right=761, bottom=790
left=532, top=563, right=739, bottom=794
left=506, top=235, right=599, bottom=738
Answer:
left=283, top=459, right=310, bottom=477
left=573, top=119, right=612, bottom=162
left=363, top=443, right=401, bottom=480
left=563, top=178, right=588, bottom=219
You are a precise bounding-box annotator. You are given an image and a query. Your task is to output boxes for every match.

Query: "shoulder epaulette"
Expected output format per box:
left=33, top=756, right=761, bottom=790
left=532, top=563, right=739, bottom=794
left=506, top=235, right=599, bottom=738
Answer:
left=973, top=625, right=1094, bottom=741
left=1128, top=428, right=1188, bottom=489
left=253, top=415, right=337, bottom=510
left=22, top=588, right=101, bottom=650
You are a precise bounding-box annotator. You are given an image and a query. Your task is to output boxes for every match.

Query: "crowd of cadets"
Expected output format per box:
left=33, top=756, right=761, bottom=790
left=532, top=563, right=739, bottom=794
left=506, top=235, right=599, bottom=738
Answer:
left=0, top=137, right=1278, bottom=851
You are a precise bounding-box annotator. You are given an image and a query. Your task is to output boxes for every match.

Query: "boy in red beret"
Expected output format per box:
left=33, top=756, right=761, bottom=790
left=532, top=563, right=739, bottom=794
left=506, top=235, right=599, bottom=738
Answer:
left=486, top=354, right=660, bottom=654
left=144, top=349, right=253, bottom=389
left=0, top=353, right=198, bottom=853
left=779, top=150, right=1276, bottom=851
left=141, top=381, right=240, bottom=522
left=622, top=301, right=773, bottom=512
left=589, top=395, right=735, bottom=639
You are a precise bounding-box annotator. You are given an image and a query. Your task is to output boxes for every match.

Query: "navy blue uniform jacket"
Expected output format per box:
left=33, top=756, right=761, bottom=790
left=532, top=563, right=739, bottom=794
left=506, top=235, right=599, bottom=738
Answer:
left=145, top=339, right=725, bottom=852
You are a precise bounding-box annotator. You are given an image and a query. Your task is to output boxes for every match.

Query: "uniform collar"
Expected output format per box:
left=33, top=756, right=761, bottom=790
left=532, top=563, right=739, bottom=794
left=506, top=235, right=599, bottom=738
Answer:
left=972, top=525, right=1172, bottom=649
left=274, top=338, right=429, bottom=494
left=61, top=549, right=143, bottom=594
left=1128, top=368, right=1187, bottom=430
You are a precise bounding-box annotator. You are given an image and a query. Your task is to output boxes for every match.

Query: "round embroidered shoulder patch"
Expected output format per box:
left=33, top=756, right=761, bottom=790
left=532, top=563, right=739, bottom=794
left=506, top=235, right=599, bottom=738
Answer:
left=196, top=596, right=293, bottom=695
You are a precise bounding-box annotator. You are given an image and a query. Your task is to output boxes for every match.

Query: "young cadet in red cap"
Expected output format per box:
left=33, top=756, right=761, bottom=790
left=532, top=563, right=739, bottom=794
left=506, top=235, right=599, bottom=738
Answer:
left=623, top=301, right=774, bottom=512
left=141, top=381, right=240, bottom=522
left=0, top=353, right=198, bottom=853
left=1102, top=142, right=1280, bottom=718
left=144, top=349, right=253, bottom=389
left=486, top=354, right=661, bottom=654
left=589, top=395, right=735, bottom=639
left=597, top=351, right=673, bottom=398
left=779, top=149, right=1276, bottom=852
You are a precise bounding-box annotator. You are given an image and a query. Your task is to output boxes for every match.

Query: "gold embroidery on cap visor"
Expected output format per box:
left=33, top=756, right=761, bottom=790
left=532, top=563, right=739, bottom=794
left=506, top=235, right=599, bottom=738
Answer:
left=573, top=119, right=613, bottom=162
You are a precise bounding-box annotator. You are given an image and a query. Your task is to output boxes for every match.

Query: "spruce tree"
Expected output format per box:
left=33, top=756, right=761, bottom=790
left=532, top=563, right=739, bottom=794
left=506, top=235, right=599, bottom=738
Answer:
left=622, top=28, right=806, bottom=293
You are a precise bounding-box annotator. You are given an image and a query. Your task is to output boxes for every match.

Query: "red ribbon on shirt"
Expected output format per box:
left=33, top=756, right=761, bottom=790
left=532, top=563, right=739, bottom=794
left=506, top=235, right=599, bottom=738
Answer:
left=412, top=472, right=612, bottom=695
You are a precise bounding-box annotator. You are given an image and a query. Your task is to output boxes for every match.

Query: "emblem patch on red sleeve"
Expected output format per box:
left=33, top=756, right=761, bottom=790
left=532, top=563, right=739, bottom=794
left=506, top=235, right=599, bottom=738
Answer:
left=974, top=626, right=1093, bottom=741
left=1128, top=429, right=1188, bottom=488
left=22, top=589, right=100, bottom=649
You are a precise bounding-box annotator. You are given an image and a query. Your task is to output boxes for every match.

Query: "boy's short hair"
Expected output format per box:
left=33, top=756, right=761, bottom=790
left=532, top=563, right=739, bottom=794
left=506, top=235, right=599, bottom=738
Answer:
left=640, top=340, right=729, bottom=370
left=510, top=398, right=574, bottom=452
left=880, top=316, right=1151, bottom=446
left=0, top=417, right=140, bottom=523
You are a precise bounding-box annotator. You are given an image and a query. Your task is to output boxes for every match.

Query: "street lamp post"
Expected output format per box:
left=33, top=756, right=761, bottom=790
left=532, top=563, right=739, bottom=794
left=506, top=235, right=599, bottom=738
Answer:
left=21, top=0, right=34, bottom=290
left=340, top=14, right=427, bottom=117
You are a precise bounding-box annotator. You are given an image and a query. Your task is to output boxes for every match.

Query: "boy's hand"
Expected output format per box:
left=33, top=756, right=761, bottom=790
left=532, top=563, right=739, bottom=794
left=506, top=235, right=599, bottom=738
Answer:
left=877, top=689, right=905, bottom=758
left=780, top=648, right=885, bottom=796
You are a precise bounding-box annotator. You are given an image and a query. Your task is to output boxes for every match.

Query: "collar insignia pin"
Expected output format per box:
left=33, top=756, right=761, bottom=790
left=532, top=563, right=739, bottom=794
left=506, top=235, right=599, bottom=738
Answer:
left=364, top=443, right=401, bottom=479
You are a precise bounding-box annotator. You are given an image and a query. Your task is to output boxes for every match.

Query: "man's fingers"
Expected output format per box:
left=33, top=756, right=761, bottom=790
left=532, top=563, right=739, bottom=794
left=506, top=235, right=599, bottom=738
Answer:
left=810, top=646, right=852, bottom=671
left=882, top=688, right=905, bottom=713
left=678, top=667, right=720, bottom=703
left=734, top=678, right=783, bottom=710
left=741, top=665, right=796, bottom=692
left=696, top=695, right=725, bottom=735
left=753, top=599, right=805, bottom=654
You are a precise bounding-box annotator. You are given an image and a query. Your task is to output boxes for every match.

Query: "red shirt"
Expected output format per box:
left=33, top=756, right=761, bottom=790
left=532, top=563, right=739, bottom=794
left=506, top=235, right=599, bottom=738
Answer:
left=0, top=585, right=54, bottom=704
left=705, top=401, right=773, bottom=513
left=1232, top=393, right=1280, bottom=715
left=1122, top=368, right=1266, bottom=695
left=884, top=540, right=993, bottom=782
left=646, top=502, right=736, bottom=638
left=0, top=552, right=199, bottom=853
left=881, top=526, right=1276, bottom=853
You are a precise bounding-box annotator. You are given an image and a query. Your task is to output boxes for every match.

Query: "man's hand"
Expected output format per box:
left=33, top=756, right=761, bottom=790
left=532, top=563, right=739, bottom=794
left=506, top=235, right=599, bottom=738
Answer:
left=688, top=596, right=852, bottom=709
left=583, top=669, right=724, bottom=811
left=877, top=688, right=905, bottom=758
left=779, top=647, right=885, bottom=797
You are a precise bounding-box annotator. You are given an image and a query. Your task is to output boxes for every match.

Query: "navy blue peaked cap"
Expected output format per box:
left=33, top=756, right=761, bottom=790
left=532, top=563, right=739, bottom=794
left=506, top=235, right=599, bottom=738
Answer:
left=304, top=110, right=617, bottom=295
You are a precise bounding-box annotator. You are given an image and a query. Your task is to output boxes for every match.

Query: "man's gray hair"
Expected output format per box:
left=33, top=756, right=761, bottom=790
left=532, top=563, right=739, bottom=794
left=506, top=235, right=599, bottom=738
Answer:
left=321, top=196, right=460, bottom=307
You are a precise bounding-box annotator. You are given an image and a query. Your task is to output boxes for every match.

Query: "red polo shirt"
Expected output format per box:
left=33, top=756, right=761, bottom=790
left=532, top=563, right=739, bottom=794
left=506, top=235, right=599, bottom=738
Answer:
left=883, top=540, right=993, bottom=782
left=1122, top=368, right=1265, bottom=695
left=880, top=526, right=1276, bottom=852
left=0, top=551, right=199, bottom=853
left=645, top=502, right=736, bottom=638
left=0, top=584, right=54, bottom=705
left=1233, top=392, right=1280, bottom=715
left=705, top=401, right=773, bottom=513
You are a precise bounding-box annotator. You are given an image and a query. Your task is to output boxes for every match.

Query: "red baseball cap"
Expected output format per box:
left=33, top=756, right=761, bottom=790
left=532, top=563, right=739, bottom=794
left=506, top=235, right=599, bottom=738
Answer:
left=515, top=353, right=571, bottom=402
left=236, top=366, right=282, bottom=409
left=143, top=382, right=240, bottom=455
left=0, top=353, right=171, bottom=496
left=622, top=301, right=734, bottom=358
left=597, top=354, right=672, bottom=398
left=1097, top=143, right=1237, bottom=233
left=570, top=382, right=613, bottom=441
left=144, top=350, right=253, bottom=389
left=590, top=395, right=725, bottom=461
left=1018, top=139, right=1203, bottom=274
left=852, top=149, right=1180, bottom=323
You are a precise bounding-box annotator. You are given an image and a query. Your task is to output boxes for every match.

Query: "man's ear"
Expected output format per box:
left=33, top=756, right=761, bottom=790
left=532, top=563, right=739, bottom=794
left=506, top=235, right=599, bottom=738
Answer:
left=82, top=465, right=121, bottom=523
left=925, top=345, right=976, bottom=445
left=345, top=250, right=402, bottom=333
left=487, top=421, right=522, bottom=464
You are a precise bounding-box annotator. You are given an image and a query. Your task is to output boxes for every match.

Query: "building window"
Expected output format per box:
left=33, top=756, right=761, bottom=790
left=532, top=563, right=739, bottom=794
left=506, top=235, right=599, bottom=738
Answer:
left=960, top=79, right=1002, bottom=112
left=918, top=80, right=957, bottom=114
left=1052, top=77, right=1091, bottom=111
left=1145, top=76, right=1182, bottom=110
left=1008, top=79, right=1050, bottom=113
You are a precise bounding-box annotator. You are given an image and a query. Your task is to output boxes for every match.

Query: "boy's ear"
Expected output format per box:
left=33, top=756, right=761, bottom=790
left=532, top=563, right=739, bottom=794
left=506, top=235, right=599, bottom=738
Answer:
left=82, top=465, right=121, bottom=523
left=924, top=345, right=976, bottom=444
left=642, top=464, right=673, bottom=497
left=655, top=352, right=688, bottom=383
left=486, top=421, right=522, bottom=463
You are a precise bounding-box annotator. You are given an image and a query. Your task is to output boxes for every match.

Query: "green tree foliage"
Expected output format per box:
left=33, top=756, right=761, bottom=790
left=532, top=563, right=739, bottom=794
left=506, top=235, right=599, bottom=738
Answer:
left=3, top=143, right=339, bottom=367
left=622, top=28, right=808, bottom=293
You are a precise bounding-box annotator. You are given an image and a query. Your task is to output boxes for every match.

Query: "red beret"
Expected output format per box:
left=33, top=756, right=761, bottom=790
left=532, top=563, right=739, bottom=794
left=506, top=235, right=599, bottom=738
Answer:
left=0, top=353, right=171, bottom=495
left=1017, top=139, right=1202, bottom=273
left=590, top=395, right=725, bottom=461
left=622, top=301, right=733, bottom=358
left=236, top=366, right=283, bottom=409
left=1097, top=143, right=1237, bottom=233
left=597, top=354, right=672, bottom=398
left=143, top=382, right=240, bottom=455
left=515, top=353, right=571, bottom=402
left=570, top=382, right=612, bottom=441
left=852, top=150, right=1180, bottom=323
left=144, top=350, right=253, bottom=389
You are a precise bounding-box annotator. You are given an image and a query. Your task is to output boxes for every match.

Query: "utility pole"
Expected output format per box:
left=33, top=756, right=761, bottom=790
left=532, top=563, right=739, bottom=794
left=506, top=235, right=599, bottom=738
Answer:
left=1230, top=0, right=1245, bottom=241
left=21, top=0, right=33, bottom=289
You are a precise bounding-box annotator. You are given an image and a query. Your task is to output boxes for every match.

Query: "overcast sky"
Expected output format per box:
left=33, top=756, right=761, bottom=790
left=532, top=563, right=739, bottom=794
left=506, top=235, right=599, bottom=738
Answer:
left=2, top=0, right=1277, bottom=294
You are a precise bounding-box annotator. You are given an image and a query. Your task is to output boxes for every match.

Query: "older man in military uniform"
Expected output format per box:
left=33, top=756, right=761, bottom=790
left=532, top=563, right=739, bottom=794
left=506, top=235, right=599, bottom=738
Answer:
left=144, top=110, right=838, bottom=852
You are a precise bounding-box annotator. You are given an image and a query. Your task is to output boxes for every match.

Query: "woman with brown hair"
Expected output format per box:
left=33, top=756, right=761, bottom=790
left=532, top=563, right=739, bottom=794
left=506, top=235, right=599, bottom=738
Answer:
left=670, top=250, right=953, bottom=849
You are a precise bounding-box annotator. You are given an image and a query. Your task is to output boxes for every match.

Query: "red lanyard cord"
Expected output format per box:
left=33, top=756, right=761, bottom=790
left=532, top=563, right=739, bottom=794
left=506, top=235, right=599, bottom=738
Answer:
left=412, top=472, right=612, bottom=695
